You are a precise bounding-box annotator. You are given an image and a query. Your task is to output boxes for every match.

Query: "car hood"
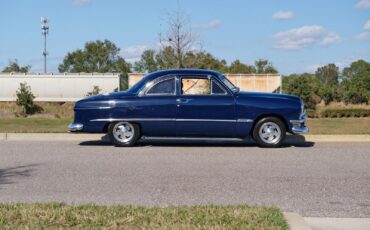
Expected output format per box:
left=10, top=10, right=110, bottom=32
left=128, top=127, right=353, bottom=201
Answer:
left=79, top=91, right=135, bottom=102
left=237, top=91, right=301, bottom=103
left=74, top=91, right=136, bottom=109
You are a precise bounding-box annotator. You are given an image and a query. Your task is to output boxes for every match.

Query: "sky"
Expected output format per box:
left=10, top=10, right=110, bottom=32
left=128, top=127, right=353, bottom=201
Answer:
left=0, top=0, right=370, bottom=75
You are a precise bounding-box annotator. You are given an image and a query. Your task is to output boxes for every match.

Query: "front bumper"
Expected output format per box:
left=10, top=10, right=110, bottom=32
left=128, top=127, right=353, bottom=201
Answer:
left=68, top=123, right=83, bottom=132
left=290, top=111, right=309, bottom=134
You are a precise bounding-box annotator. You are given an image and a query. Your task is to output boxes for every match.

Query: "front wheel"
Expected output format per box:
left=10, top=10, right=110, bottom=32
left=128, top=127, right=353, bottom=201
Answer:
left=108, top=121, right=140, bottom=147
left=252, top=117, right=286, bottom=148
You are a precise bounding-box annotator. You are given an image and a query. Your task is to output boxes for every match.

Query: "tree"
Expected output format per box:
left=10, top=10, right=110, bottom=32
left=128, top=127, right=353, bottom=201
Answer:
left=156, top=46, right=178, bottom=70
left=183, top=51, right=228, bottom=72
left=340, top=60, right=370, bottom=104
left=282, top=73, right=318, bottom=109
left=160, top=10, right=197, bottom=68
left=134, top=49, right=158, bottom=73
left=228, top=60, right=255, bottom=74
left=342, top=59, right=370, bottom=81
left=254, top=59, right=278, bottom=74
left=315, top=64, right=339, bottom=85
left=2, top=60, right=31, bottom=73
left=16, top=82, right=36, bottom=115
left=58, top=40, right=131, bottom=74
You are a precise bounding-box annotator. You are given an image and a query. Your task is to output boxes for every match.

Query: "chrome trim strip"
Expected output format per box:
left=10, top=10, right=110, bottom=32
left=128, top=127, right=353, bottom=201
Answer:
left=90, top=118, right=254, bottom=123
left=237, top=119, right=254, bottom=123
left=68, top=123, right=83, bottom=132
left=176, top=119, right=236, bottom=122
left=75, top=107, right=112, bottom=110
left=91, top=118, right=176, bottom=122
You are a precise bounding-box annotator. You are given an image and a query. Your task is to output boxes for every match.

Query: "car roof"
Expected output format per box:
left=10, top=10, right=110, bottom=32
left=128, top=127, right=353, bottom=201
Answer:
left=127, top=69, right=223, bottom=94
left=147, top=69, right=221, bottom=80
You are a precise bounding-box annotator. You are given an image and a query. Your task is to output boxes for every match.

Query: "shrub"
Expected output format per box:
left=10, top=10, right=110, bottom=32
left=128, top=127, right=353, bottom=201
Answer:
left=306, top=109, right=317, bottom=118
left=320, top=109, right=370, bottom=118
left=16, top=82, right=37, bottom=115
left=86, top=86, right=101, bottom=96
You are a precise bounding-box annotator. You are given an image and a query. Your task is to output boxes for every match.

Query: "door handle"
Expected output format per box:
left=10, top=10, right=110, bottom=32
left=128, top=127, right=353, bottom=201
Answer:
left=176, top=98, right=190, bottom=103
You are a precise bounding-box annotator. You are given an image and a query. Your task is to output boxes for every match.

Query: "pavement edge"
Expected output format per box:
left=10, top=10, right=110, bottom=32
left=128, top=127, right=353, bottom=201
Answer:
left=284, top=212, right=312, bottom=230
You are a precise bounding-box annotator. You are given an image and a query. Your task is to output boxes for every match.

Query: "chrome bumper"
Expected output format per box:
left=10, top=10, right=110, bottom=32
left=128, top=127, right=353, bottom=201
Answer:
left=68, top=123, right=83, bottom=132
left=290, top=111, right=309, bottom=134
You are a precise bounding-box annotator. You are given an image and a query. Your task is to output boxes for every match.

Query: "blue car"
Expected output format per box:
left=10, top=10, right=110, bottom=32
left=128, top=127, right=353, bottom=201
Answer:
left=69, top=69, right=308, bottom=147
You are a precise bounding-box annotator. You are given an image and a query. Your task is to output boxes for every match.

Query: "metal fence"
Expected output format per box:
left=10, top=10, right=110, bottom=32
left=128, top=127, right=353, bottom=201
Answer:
left=0, top=73, right=119, bottom=102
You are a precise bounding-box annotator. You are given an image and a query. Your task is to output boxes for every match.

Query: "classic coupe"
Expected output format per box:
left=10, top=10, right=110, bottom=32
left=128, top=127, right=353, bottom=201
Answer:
left=69, top=69, right=308, bottom=147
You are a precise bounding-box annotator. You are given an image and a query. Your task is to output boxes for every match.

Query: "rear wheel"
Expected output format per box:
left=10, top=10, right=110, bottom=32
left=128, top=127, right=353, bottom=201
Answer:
left=108, top=121, right=140, bottom=147
left=252, top=117, right=286, bottom=148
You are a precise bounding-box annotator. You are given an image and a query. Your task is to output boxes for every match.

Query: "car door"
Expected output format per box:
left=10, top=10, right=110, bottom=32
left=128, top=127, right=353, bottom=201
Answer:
left=131, top=75, right=177, bottom=137
left=175, top=74, right=237, bottom=137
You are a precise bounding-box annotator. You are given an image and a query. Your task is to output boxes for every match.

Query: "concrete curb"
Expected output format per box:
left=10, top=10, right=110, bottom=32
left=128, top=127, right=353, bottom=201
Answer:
left=3, top=133, right=106, bottom=141
left=284, top=212, right=312, bottom=230
left=0, top=133, right=6, bottom=141
left=0, top=133, right=369, bottom=142
left=304, top=217, right=370, bottom=230
left=286, top=134, right=370, bottom=143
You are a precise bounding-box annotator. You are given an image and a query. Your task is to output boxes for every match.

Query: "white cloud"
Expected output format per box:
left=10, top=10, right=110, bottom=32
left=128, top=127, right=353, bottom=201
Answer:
left=320, top=32, right=341, bottom=46
left=192, top=20, right=221, bottom=30
left=120, top=45, right=147, bottom=63
left=355, top=0, right=370, bottom=9
left=73, top=0, right=92, bottom=5
left=272, top=11, right=294, bottom=20
left=355, top=31, right=370, bottom=40
left=364, top=20, right=370, bottom=30
left=274, top=25, right=326, bottom=50
left=273, top=25, right=340, bottom=50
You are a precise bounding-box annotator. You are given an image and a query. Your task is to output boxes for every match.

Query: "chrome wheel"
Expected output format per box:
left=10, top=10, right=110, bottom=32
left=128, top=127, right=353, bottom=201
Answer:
left=112, top=122, right=134, bottom=143
left=258, top=122, right=282, bottom=144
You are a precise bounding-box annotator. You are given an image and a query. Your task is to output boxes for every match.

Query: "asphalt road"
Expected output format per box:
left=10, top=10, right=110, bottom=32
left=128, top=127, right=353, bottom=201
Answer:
left=0, top=139, right=369, bottom=217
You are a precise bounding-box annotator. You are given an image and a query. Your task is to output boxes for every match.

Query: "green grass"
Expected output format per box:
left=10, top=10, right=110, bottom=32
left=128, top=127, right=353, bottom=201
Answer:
left=0, top=203, right=288, bottom=229
left=0, top=118, right=72, bottom=133
left=0, top=117, right=369, bottom=134
left=306, top=118, right=370, bottom=134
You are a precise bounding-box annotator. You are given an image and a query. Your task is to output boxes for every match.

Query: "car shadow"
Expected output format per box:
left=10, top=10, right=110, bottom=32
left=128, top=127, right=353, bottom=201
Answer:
left=0, top=164, right=39, bottom=189
left=79, top=134, right=314, bottom=148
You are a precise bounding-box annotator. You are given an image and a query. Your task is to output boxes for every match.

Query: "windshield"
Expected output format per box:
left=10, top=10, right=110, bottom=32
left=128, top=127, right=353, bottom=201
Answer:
left=218, top=75, right=238, bottom=91
left=127, top=74, right=151, bottom=94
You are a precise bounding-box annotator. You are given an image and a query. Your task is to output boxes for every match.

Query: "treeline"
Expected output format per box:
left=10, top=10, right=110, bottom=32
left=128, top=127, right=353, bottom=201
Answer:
left=283, top=60, right=370, bottom=108
left=133, top=47, right=277, bottom=74
left=2, top=39, right=369, bottom=107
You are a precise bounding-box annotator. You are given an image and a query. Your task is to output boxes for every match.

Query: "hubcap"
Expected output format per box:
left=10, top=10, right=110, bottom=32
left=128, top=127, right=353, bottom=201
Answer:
left=259, top=122, right=281, bottom=144
left=112, top=122, right=134, bottom=143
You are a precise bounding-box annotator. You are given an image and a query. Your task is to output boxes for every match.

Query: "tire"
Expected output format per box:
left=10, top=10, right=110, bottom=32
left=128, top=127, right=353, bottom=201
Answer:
left=108, top=121, right=140, bottom=147
left=252, top=117, right=286, bottom=148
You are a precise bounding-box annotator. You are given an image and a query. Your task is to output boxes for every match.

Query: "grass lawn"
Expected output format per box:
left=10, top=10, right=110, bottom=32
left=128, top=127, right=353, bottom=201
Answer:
left=0, top=203, right=287, bottom=229
left=0, top=118, right=72, bottom=133
left=0, top=117, right=369, bottom=134
left=306, top=118, right=370, bottom=134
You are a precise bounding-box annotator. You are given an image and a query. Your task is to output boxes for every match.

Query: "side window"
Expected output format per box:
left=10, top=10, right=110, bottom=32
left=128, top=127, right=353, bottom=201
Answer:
left=211, top=80, right=227, bottom=95
left=146, top=78, right=175, bottom=95
left=181, top=78, right=210, bottom=95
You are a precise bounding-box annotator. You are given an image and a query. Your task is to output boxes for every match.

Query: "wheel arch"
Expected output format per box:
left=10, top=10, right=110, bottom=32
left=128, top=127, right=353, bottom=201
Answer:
left=103, top=121, right=143, bottom=135
left=250, top=113, right=289, bottom=135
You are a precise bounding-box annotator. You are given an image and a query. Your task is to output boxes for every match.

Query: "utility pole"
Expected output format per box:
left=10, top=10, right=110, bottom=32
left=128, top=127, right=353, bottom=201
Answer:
left=41, top=17, right=49, bottom=73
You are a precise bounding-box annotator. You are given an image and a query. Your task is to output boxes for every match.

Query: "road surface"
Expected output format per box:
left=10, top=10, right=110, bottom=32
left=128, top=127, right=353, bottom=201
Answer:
left=0, top=139, right=369, bottom=217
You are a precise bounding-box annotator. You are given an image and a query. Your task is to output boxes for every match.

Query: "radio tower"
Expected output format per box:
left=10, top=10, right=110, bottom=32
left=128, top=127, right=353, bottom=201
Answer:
left=41, top=17, right=49, bottom=73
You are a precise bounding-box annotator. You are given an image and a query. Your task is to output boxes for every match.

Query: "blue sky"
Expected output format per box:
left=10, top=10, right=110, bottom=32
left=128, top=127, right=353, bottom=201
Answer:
left=1, top=0, right=370, bottom=75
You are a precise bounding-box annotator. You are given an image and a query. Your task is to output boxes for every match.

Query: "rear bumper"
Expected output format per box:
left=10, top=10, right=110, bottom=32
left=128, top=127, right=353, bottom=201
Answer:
left=290, top=111, right=309, bottom=134
left=68, top=123, right=84, bottom=132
